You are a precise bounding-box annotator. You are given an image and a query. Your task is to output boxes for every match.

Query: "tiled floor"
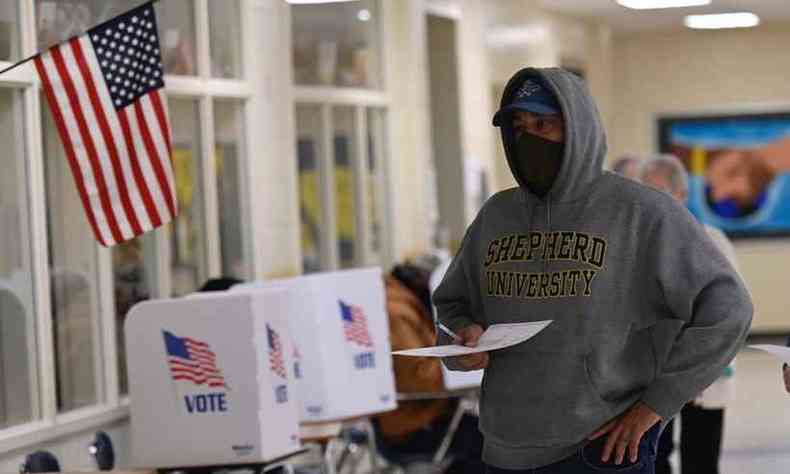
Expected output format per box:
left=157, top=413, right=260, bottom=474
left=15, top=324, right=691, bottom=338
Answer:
left=718, top=347, right=790, bottom=474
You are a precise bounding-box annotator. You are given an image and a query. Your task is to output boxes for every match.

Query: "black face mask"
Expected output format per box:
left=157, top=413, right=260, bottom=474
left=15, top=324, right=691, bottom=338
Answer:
left=514, top=131, right=563, bottom=198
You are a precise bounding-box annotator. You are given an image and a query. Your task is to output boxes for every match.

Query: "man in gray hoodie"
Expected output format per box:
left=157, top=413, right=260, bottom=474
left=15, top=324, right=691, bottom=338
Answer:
left=433, top=67, right=752, bottom=473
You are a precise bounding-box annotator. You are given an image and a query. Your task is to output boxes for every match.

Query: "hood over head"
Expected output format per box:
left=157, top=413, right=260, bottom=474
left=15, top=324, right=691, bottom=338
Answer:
left=494, top=67, right=607, bottom=202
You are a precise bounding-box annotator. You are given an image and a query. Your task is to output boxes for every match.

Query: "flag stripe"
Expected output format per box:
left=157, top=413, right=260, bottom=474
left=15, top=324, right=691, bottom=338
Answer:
left=58, top=44, right=133, bottom=240
left=59, top=43, right=134, bottom=240
left=50, top=45, right=124, bottom=244
left=70, top=38, right=143, bottom=237
left=140, top=93, right=177, bottom=215
left=77, top=35, right=156, bottom=232
left=183, top=337, right=209, bottom=348
left=171, top=367, right=223, bottom=378
left=117, top=109, right=162, bottom=227
left=134, top=100, right=176, bottom=218
left=40, top=52, right=115, bottom=245
left=171, top=366, right=223, bottom=376
left=34, top=56, right=106, bottom=246
left=173, top=375, right=226, bottom=387
left=149, top=89, right=172, bottom=156
left=125, top=106, right=172, bottom=221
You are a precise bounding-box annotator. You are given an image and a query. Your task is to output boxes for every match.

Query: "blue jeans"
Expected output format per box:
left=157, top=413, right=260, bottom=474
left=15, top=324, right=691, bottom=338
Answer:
left=486, top=423, right=661, bottom=474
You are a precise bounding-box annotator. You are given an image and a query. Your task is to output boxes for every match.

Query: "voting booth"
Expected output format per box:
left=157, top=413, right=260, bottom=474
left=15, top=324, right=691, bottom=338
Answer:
left=125, top=290, right=302, bottom=468
left=235, top=267, right=397, bottom=423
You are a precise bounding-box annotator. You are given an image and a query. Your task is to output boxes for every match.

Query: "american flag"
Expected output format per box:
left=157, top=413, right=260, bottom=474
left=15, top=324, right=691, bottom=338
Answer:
left=34, top=2, right=176, bottom=247
left=163, top=331, right=226, bottom=388
left=339, top=300, right=373, bottom=348
left=267, top=325, right=287, bottom=379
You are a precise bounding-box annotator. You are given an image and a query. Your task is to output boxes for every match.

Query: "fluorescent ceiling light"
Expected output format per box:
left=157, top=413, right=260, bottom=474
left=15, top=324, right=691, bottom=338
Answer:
left=285, top=0, right=358, bottom=4
left=684, top=12, right=760, bottom=29
left=616, top=0, right=710, bottom=9
left=357, top=9, right=371, bottom=21
left=486, top=25, right=549, bottom=48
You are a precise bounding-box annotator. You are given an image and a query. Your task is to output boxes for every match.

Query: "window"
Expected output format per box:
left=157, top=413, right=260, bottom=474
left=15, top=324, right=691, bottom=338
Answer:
left=295, top=105, right=389, bottom=273
left=34, top=0, right=197, bottom=76
left=333, top=106, right=359, bottom=268
left=208, top=0, right=242, bottom=79
left=169, top=98, right=205, bottom=296
left=34, top=1, right=149, bottom=51
left=0, top=89, right=37, bottom=429
left=113, top=237, right=153, bottom=396
left=292, top=0, right=382, bottom=89
left=366, top=108, right=387, bottom=261
left=296, top=105, right=324, bottom=273
left=0, top=0, right=254, bottom=447
left=0, top=2, right=20, bottom=62
left=214, top=100, right=247, bottom=278
left=293, top=0, right=390, bottom=274
left=157, top=0, right=197, bottom=76
left=41, top=98, right=104, bottom=413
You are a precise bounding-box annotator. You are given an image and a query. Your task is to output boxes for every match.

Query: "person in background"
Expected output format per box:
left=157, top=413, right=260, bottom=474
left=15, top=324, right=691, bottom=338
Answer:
left=611, top=154, right=641, bottom=180
left=434, top=67, right=752, bottom=474
left=377, top=263, right=484, bottom=474
left=638, top=154, right=741, bottom=474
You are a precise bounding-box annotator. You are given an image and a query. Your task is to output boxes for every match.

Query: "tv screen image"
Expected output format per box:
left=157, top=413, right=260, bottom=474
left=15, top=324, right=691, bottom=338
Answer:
left=658, top=112, right=790, bottom=238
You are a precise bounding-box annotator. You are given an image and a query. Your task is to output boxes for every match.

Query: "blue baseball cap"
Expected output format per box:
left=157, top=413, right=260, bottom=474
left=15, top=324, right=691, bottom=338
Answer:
left=492, top=77, right=560, bottom=127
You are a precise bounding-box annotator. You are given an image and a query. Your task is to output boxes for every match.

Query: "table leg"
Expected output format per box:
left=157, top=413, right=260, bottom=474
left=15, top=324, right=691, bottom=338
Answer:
left=432, top=397, right=477, bottom=465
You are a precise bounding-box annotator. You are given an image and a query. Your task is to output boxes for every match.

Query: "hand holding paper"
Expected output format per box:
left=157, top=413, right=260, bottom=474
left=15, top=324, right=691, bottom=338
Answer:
left=393, top=320, right=553, bottom=357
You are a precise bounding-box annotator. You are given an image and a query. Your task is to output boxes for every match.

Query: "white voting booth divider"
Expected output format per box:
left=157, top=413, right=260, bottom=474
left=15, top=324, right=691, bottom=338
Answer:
left=235, top=267, right=397, bottom=423
left=125, top=289, right=302, bottom=469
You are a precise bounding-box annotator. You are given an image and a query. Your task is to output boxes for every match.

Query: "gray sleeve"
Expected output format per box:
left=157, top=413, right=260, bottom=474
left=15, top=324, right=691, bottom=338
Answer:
left=433, top=222, right=481, bottom=372
left=640, top=213, right=753, bottom=420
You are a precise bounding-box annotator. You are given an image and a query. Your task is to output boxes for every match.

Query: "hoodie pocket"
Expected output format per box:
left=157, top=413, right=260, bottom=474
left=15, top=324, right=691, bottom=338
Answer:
left=480, top=349, right=614, bottom=447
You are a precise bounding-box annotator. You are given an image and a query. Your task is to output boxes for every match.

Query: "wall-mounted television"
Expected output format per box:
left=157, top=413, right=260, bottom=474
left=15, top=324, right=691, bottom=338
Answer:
left=658, top=112, right=790, bottom=238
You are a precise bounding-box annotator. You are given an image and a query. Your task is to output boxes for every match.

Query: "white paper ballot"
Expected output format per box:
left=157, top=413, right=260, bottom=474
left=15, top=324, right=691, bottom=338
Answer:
left=750, top=344, right=790, bottom=364
left=393, top=320, right=552, bottom=357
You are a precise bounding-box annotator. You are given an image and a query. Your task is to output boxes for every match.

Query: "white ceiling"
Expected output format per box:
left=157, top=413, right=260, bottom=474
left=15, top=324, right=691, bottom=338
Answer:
left=537, top=0, right=790, bottom=31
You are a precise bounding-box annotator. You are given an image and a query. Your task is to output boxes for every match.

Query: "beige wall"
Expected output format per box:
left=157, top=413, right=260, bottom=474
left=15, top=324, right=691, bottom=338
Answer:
left=455, top=0, right=497, bottom=226
left=385, top=0, right=499, bottom=258
left=251, top=0, right=302, bottom=279
left=384, top=0, right=434, bottom=260
left=612, top=23, right=790, bottom=332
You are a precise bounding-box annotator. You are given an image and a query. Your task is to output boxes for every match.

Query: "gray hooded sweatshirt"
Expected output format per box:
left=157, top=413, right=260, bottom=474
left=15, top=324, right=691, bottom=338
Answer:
left=433, top=67, right=753, bottom=469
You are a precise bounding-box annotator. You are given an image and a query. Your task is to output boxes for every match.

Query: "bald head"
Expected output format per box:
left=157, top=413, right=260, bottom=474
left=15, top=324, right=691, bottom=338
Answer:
left=638, top=154, right=689, bottom=202
left=611, top=155, right=640, bottom=180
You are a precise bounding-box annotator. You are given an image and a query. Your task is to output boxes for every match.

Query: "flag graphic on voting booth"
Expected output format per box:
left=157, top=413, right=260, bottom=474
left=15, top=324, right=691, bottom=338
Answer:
left=339, top=300, right=373, bottom=348
left=162, top=330, right=229, bottom=415
left=33, top=2, right=176, bottom=246
left=234, top=268, right=397, bottom=423
left=267, top=324, right=287, bottom=380
left=125, top=290, right=301, bottom=468
left=164, top=331, right=227, bottom=388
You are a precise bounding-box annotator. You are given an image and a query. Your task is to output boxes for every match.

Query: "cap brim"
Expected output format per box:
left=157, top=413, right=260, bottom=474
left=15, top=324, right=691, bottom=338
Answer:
left=492, top=103, right=559, bottom=127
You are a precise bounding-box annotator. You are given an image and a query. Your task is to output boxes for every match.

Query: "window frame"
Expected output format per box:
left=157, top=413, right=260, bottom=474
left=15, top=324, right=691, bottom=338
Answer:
left=0, top=0, right=255, bottom=452
left=292, top=0, right=394, bottom=273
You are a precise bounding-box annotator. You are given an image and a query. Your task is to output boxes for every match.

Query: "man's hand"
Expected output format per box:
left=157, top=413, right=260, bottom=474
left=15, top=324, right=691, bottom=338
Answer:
left=588, top=402, right=662, bottom=465
left=451, top=324, right=489, bottom=371
left=783, top=364, right=790, bottom=394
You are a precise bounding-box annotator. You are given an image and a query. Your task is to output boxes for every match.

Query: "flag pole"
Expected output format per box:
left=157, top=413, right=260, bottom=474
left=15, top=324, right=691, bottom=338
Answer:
left=0, top=0, right=161, bottom=77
